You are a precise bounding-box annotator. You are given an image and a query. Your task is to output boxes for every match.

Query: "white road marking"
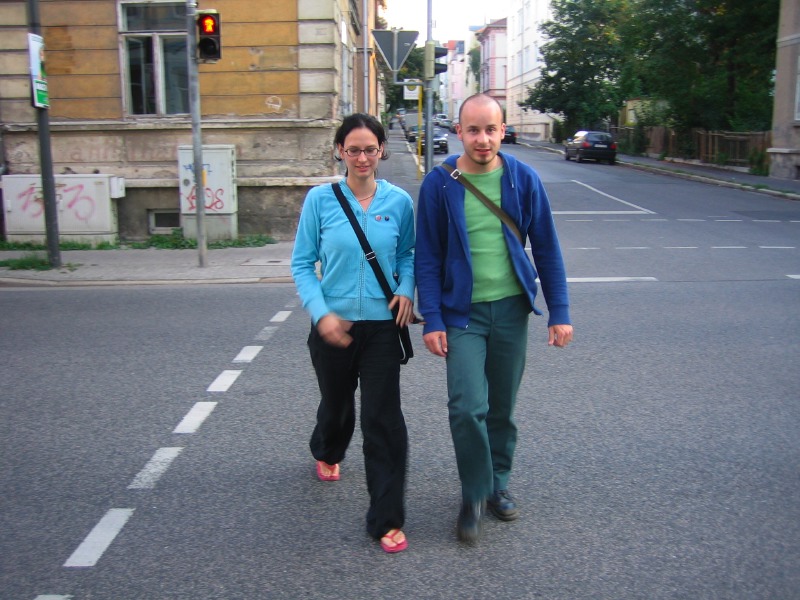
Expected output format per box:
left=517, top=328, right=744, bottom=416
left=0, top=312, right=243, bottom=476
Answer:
left=173, top=402, right=217, bottom=434
left=677, top=218, right=706, bottom=222
left=616, top=246, right=651, bottom=250
left=270, top=311, right=292, bottom=322
left=712, top=246, right=747, bottom=249
left=715, top=219, right=743, bottom=222
left=63, top=508, right=135, bottom=568
left=760, top=246, right=795, bottom=249
left=207, top=370, right=242, bottom=392
left=128, top=447, right=184, bottom=489
left=255, top=326, right=277, bottom=341
left=34, top=596, right=73, bottom=599
left=569, top=180, right=656, bottom=214
left=788, top=275, right=800, bottom=279
left=664, top=246, right=699, bottom=249
left=233, top=346, right=263, bottom=363
left=568, top=277, right=658, bottom=283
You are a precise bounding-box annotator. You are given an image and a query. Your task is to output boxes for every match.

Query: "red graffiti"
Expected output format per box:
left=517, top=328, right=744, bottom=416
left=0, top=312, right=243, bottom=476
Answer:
left=184, top=185, right=226, bottom=212
left=63, top=184, right=96, bottom=223
left=17, top=184, right=45, bottom=218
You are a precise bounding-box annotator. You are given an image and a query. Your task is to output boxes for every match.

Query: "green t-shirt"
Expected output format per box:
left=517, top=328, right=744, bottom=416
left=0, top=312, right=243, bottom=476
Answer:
left=461, top=167, right=524, bottom=302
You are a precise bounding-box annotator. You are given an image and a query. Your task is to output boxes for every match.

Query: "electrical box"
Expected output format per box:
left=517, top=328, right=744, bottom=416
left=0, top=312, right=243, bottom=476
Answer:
left=177, top=145, right=237, bottom=240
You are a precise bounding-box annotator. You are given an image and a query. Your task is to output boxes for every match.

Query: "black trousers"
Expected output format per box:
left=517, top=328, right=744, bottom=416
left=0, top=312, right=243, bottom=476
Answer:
left=307, top=320, right=408, bottom=539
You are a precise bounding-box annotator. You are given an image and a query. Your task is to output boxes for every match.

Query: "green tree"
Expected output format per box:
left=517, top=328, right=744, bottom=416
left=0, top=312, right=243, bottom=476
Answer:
left=625, top=0, right=779, bottom=131
left=524, top=0, right=628, bottom=136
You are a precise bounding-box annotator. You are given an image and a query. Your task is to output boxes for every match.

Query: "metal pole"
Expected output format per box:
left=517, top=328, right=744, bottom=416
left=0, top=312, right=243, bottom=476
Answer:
left=186, top=0, right=207, bottom=267
left=26, top=0, right=60, bottom=268
left=363, top=0, right=369, bottom=113
left=424, top=0, right=434, bottom=173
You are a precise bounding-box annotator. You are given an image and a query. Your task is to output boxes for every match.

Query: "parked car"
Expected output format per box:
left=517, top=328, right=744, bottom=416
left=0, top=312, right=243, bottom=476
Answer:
left=433, top=113, right=449, bottom=125
left=406, top=125, right=420, bottom=143
left=449, top=119, right=459, bottom=132
left=438, top=118, right=452, bottom=130
left=502, top=125, right=518, bottom=144
left=564, top=131, right=617, bottom=164
left=420, top=127, right=449, bottom=154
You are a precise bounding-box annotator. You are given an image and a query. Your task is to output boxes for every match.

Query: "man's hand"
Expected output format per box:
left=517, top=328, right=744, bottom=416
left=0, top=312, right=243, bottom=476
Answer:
left=548, top=324, right=573, bottom=348
left=423, top=331, right=448, bottom=357
left=317, top=313, right=353, bottom=347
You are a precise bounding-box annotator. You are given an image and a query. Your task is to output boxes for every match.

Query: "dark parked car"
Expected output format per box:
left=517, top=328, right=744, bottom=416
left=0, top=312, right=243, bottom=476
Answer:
left=406, top=125, right=420, bottom=143
left=502, top=125, right=517, bottom=144
left=420, top=127, right=449, bottom=154
left=564, top=131, right=617, bottom=164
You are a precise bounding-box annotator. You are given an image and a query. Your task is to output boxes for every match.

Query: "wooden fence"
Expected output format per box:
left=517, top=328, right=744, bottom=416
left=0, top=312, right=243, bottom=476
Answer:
left=610, top=126, right=771, bottom=170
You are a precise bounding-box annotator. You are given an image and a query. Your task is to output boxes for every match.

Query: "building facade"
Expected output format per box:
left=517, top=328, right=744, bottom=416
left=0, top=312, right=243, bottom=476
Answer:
left=0, top=0, right=382, bottom=243
left=475, top=18, right=507, bottom=110
left=769, top=0, right=800, bottom=180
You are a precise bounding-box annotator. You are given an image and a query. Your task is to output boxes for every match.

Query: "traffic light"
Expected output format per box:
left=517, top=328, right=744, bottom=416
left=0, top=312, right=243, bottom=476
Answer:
left=196, top=10, right=221, bottom=62
left=424, top=41, right=448, bottom=80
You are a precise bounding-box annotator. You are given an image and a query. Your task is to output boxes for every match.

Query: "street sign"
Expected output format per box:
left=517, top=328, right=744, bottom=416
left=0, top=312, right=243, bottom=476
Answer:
left=403, top=82, right=421, bottom=100
left=372, top=29, right=418, bottom=72
left=27, top=34, right=49, bottom=109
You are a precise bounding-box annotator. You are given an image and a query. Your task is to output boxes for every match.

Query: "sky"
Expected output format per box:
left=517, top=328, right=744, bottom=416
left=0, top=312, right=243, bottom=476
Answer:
left=382, top=0, right=511, bottom=44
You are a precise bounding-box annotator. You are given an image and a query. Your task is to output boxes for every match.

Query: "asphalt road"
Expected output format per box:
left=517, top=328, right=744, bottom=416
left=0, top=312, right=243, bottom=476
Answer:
left=1, top=140, right=799, bottom=599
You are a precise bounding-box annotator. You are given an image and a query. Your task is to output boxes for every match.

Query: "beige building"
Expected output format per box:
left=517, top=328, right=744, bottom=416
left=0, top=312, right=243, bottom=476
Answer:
left=769, top=0, right=800, bottom=180
left=0, top=0, right=383, bottom=242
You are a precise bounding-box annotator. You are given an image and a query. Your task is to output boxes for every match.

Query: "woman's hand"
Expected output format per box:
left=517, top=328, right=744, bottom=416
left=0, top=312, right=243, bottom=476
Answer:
left=388, top=295, right=414, bottom=327
left=317, top=313, right=353, bottom=347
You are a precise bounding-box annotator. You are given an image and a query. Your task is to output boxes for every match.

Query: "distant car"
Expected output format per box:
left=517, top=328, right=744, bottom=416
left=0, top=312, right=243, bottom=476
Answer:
left=564, top=130, right=617, bottom=164
left=438, top=118, right=452, bottom=130
left=420, top=127, right=449, bottom=154
left=449, top=119, right=459, bottom=132
left=502, top=125, right=517, bottom=144
left=406, top=125, right=419, bottom=143
left=433, top=113, right=448, bottom=125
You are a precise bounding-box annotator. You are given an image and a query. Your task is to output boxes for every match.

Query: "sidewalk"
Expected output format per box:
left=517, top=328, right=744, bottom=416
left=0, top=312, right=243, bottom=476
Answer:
left=1, top=130, right=797, bottom=287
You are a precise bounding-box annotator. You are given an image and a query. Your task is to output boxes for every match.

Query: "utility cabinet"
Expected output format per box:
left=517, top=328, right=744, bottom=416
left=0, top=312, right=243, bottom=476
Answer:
left=178, top=145, right=238, bottom=240
left=1, top=174, right=125, bottom=245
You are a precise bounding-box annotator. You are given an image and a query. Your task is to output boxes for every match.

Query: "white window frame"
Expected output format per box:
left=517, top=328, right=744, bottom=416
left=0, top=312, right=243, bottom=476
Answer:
left=118, top=1, right=188, bottom=117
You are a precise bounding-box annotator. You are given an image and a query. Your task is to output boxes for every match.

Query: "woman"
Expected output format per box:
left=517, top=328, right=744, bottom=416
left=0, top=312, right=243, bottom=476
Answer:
left=291, top=113, right=415, bottom=553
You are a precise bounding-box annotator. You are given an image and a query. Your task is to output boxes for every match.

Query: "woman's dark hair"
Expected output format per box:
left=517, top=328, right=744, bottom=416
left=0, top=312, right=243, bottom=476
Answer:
left=333, top=113, right=390, bottom=161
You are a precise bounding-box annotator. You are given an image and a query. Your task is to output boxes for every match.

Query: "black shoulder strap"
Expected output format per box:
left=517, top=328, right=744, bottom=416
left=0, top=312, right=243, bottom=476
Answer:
left=441, top=163, right=523, bottom=243
left=330, top=183, right=394, bottom=303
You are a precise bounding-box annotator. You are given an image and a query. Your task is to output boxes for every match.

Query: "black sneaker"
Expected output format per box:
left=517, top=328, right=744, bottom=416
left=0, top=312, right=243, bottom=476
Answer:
left=487, top=489, right=519, bottom=521
left=456, top=501, right=485, bottom=543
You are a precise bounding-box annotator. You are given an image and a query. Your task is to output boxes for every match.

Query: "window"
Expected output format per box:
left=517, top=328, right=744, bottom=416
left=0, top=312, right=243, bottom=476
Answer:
left=121, top=2, right=188, bottom=115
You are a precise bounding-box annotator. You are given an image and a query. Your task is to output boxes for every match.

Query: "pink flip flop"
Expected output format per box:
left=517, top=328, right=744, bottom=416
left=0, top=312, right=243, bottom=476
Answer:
left=316, top=460, right=340, bottom=481
left=380, top=528, right=408, bottom=553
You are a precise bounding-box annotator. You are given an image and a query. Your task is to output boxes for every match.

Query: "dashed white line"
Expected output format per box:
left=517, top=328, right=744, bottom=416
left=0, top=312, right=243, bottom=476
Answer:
left=616, top=246, right=651, bottom=250
left=63, top=508, right=135, bottom=568
left=270, top=311, right=292, bottom=322
left=788, top=275, right=800, bottom=279
left=568, top=277, right=658, bottom=283
left=34, top=596, right=73, bottom=600
left=760, top=246, right=795, bottom=249
left=664, top=246, right=699, bottom=249
left=128, top=447, right=184, bottom=489
left=233, top=346, right=263, bottom=363
left=173, top=401, right=217, bottom=434
left=255, top=326, right=277, bottom=341
left=711, top=246, right=747, bottom=249
left=207, top=370, right=242, bottom=392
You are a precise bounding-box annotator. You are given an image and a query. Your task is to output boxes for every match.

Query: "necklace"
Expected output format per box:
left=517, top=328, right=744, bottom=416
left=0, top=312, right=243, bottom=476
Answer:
left=356, top=184, right=377, bottom=203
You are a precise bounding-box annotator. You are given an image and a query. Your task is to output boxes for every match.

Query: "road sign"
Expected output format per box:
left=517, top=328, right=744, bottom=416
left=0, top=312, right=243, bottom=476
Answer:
left=372, top=29, right=418, bottom=72
left=403, top=81, right=421, bottom=100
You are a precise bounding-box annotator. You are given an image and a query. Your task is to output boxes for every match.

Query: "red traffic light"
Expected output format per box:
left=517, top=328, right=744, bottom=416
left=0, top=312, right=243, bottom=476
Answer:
left=196, top=10, right=221, bottom=62
left=199, top=14, right=218, bottom=35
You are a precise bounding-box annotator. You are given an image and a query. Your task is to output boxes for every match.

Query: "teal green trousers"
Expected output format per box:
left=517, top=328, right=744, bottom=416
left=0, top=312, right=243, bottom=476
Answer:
left=446, top=294, right=531, bottom=503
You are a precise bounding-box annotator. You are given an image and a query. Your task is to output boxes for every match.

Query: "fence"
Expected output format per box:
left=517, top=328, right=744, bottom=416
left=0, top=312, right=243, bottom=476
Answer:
left=610, top=126, right=771, bottom=171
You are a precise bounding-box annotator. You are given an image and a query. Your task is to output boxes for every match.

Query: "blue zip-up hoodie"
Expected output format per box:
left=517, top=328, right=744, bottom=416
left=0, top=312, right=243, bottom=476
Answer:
left=415, top=152, right=570, bottom=333
left=292, top=179, right=415, bottom=325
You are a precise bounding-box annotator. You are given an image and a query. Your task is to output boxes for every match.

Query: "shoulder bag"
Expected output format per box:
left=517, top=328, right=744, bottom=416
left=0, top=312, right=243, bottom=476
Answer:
left=330, top=183, right=414, bottom=364
left=441, top=163, right=523, bottom=244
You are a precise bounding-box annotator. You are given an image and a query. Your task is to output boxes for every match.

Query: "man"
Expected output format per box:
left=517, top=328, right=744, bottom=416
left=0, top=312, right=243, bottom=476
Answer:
left=415, top=93, right=573, bottom=543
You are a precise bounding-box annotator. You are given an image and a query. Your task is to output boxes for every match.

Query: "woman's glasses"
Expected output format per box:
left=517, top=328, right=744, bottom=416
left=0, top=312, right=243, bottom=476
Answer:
left=343, top=147, right=380, bottom=157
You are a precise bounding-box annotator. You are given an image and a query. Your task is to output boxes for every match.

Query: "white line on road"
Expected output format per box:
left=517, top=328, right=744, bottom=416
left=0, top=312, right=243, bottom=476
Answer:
left=270, top=311, right=292, bottom=322
left=711, top=246, right=747, bottom=249
left=34, top=596, right=74, bottom=599
left=568, top=277, right=658, bottom=283
left=570, top=180, right=656, bottom=214
left=128, top=447, right=184, bottom=489
left=616, top=246, right=651, bottom=250
left=233, top=345, right=263, bottom=363
left=664, top=246, right=699, bottom=249
left=207, top=370, right=242, bottom=392
left=788, top=275, right=800, bottom=279
left=63, top=508, right=135, bottom=568
left=255, top=326, right=277, bottom=341
left=173, top=402, right=217, bottom=434
left=760, top=246, right=795, bottom=249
